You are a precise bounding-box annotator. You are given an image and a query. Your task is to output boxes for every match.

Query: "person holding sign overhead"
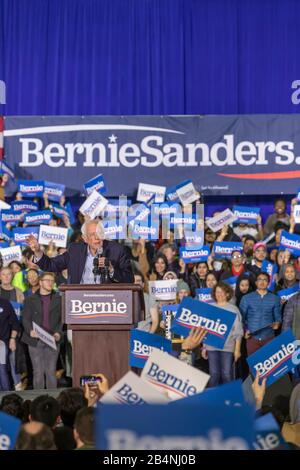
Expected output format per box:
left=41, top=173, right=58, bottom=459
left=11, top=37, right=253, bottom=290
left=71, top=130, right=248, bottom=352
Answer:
left=27, top=219, right=134, bottom=284
left=22, top=272, right=63, bottom=389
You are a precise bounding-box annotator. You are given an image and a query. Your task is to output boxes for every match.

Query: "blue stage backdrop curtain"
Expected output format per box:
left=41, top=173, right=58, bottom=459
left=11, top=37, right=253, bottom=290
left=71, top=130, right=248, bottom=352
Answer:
left=1, top=0, right=300, bottom=115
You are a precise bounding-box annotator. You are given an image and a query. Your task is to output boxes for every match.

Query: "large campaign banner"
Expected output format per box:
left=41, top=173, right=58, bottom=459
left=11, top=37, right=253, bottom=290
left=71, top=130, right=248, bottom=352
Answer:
left=5, top=115, right=300, bottom=196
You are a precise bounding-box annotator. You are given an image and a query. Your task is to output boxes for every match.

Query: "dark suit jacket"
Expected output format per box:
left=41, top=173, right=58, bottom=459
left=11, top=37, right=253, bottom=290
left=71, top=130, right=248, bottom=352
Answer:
left=36, top=240, right=134, bottom=284
left=21, top=291, right=63, bottom=347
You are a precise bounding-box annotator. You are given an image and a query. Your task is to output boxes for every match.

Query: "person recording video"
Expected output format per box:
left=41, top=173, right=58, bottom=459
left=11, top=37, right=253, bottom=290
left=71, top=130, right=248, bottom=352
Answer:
left=27, top=219, right=134, bottom=284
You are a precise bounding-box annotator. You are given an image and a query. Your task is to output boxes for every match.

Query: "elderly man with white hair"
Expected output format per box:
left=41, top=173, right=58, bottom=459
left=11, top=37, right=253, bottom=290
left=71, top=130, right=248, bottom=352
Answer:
left=27, top=219, right=134, bottom=284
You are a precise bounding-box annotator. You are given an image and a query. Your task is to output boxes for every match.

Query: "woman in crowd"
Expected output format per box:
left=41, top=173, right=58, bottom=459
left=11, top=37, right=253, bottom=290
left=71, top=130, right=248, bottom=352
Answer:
left=202, top=282, right=243, bottom=387
left=276, top=263, right=299, bottom=294
left=235, top=274, right=256, bottom=308
left=148, top=253, right=169, bottom=281
left=24, top=269, right=40, bottom=297
left=189, top=262, right=209, bottom=296
left=205, top=271, right=218, bottom=289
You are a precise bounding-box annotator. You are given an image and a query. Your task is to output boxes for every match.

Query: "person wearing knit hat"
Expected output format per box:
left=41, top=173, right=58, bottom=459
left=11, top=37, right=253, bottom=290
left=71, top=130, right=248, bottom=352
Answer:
left=246, top=242, right=267, bottom=279
left=176, top=280, right=191, bottom=303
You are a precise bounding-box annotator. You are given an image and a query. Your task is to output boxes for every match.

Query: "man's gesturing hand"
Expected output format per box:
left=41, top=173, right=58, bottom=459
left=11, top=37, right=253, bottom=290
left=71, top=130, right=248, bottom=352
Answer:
left=27, top=235, right=42, bottom=257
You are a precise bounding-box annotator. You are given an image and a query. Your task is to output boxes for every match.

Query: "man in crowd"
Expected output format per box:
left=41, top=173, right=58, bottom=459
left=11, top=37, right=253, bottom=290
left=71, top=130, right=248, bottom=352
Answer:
left=27, top=219, right=134, bottom=284
left=0, top=298, right=20, bottom=391
left=22, top=272, right=63, bottom=389
left=263, top=198, right=290, bottom=236
left=246, top=242, right=267, bottom=278
left=220, top=249, right=245, bottom=280
left=239, top=272, right=282, bottom=355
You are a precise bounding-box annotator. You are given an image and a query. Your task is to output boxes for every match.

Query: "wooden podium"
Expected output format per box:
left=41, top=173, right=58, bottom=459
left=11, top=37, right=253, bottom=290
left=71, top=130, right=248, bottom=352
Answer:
left=60, top=284, right=144, bottom=387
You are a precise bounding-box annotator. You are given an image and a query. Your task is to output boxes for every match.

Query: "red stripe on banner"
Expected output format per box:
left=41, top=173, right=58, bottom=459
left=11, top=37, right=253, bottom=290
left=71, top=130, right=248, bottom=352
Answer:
left=218, top=171, right=300, bottom=180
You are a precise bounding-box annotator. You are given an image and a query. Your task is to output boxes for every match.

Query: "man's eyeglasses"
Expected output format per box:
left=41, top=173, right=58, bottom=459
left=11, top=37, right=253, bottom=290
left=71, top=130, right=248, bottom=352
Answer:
left=232, top=255, right=243, bottom=259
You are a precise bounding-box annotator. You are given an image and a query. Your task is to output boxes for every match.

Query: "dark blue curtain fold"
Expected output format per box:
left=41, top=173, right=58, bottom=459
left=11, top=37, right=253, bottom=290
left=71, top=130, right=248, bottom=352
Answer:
left=1, top=0, right=300, bottom=115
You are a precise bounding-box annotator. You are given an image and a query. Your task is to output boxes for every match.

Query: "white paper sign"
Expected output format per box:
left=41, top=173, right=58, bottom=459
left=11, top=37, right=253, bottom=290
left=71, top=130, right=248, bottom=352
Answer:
left=294, top=205, right=300, bottom=223
left=176, top=181, right=200, bottom=206
left=0, top=200, right=11, bottom=210
left=206, top=209, right=237, bottom=233
left=79, top=190, right=108, bottom=219
left=32, top=322, right=57, bottom=350
left=38, top=225, right=68, bottom=248
left=142, top=348, right=210, bottom=400
left=137, top=183, right=166, bottom=203
left=100, top=371, right=169, bottom=405
left=0, top=245, right=22, bottom=267
left=148, top=280, right=178, bottom=301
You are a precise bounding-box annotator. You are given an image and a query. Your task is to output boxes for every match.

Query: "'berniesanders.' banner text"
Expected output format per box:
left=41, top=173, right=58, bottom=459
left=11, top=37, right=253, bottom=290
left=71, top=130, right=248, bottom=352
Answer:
left=129, top=330, right=172, bottom=368
left=97, top=402, right=255, bottom=450
left=172, top=297, right=236, bottom=349
left=7, top=115, right=300, bottom=197
left=247, top=329, right=300, bottom=387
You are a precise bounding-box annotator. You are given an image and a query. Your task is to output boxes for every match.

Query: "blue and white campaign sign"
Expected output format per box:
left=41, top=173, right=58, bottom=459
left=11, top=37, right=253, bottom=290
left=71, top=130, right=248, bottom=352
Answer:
left=280, top=230, right=300, bottom=257
left=38, top=225, right=68, bottom=248
left=180, top=245, right=210, bottom=263
left=0, top=160, right=15, bottom=180
left=131, top=220, right=159, bottom=240
left=7, top=115, right=300, bottom=198
left=161, top=304, right=179, bottom=321
left=13, top=226, right=39, bottom=246
left=196, top=288, right=214, bottom=304
left=142, top=348, right=210, bottom=400
left=184, top=230, right=204, bottom=250
left=0, top=210, right=24, bottom=225
left=11, top=199, right=39, bottom=213
left=172, top=297, right=236, bottom=349
left=137, top=183, right=166, bottom=203
left=213, top=241, right=243, bottom=259
left=149, top=280, right=178, bottom=301
left=129, top=330, right=172, bottom=368
left=18, top=179, right=44, bottom=198
left=170, top=214, right=197, bottom=231
left=79, top=190, right=108, bottom=219
left=247, top=329, right=300, bottom=387
left=24, top=210, right=53, bottom=226
left=176, top=180, right=200, bottom=206
left=65, top=201, right=75, bottom=225
left=261, top=260, right=278, bottom=291
left=103, top=220, right=127, bottom=240
left=166, top=180, right=192, bottom=203
left=223, top=276, right=238, bottom=290
left=104, top=197, right=131, bottom=216
left=0, top=411, right=21, bottom=450
left=97, top=402, right=254, bottom=450
left=44, top=181, right=65, bottom=202
left=128, top=202, right=150, bottom=223
left=277, top=284, right=300, bottom=302
left=172, top=380, right=245, bottom=408
left=206, top=209, right=237, bottom=233
left=152, top=202, right=181, bottom=217
left=253, top=413, right=287, bottom=450
left=0, top=242, right=9, bottom=249
left=232, top=206, right=260, bottom=225
left=0, top=245, right=22, bottom=267
left=100, top=371, right=169, bottom=405
left=84, top=173, right=106, bottom=196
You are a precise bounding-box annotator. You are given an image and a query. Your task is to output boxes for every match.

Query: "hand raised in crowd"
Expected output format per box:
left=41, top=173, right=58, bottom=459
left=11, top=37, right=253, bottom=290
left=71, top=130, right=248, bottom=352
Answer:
left=30, top=330, right=39, bottom=339
left=59, top=195, right=66, bottom=207
left=217, top=224, right=228, bottom=241
left=84, top=374, right=109, bottom=407
left=178, top=258, right=186, bottom=273
left=251, top=371, right=266, bottom=409
left=291, top=197, right=298, bottom=208
left=181, top=327, right=207, bottom=351
left=53, top=333, right=61, bottom=342
left=27, top=234, right=42, bottom=256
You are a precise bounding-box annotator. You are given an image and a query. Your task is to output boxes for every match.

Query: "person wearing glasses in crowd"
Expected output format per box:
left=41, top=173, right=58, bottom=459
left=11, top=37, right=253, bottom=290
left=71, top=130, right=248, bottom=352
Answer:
left=21, top=272, right=63, bottom=389
left=220, top=250, right=245, bottom=281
